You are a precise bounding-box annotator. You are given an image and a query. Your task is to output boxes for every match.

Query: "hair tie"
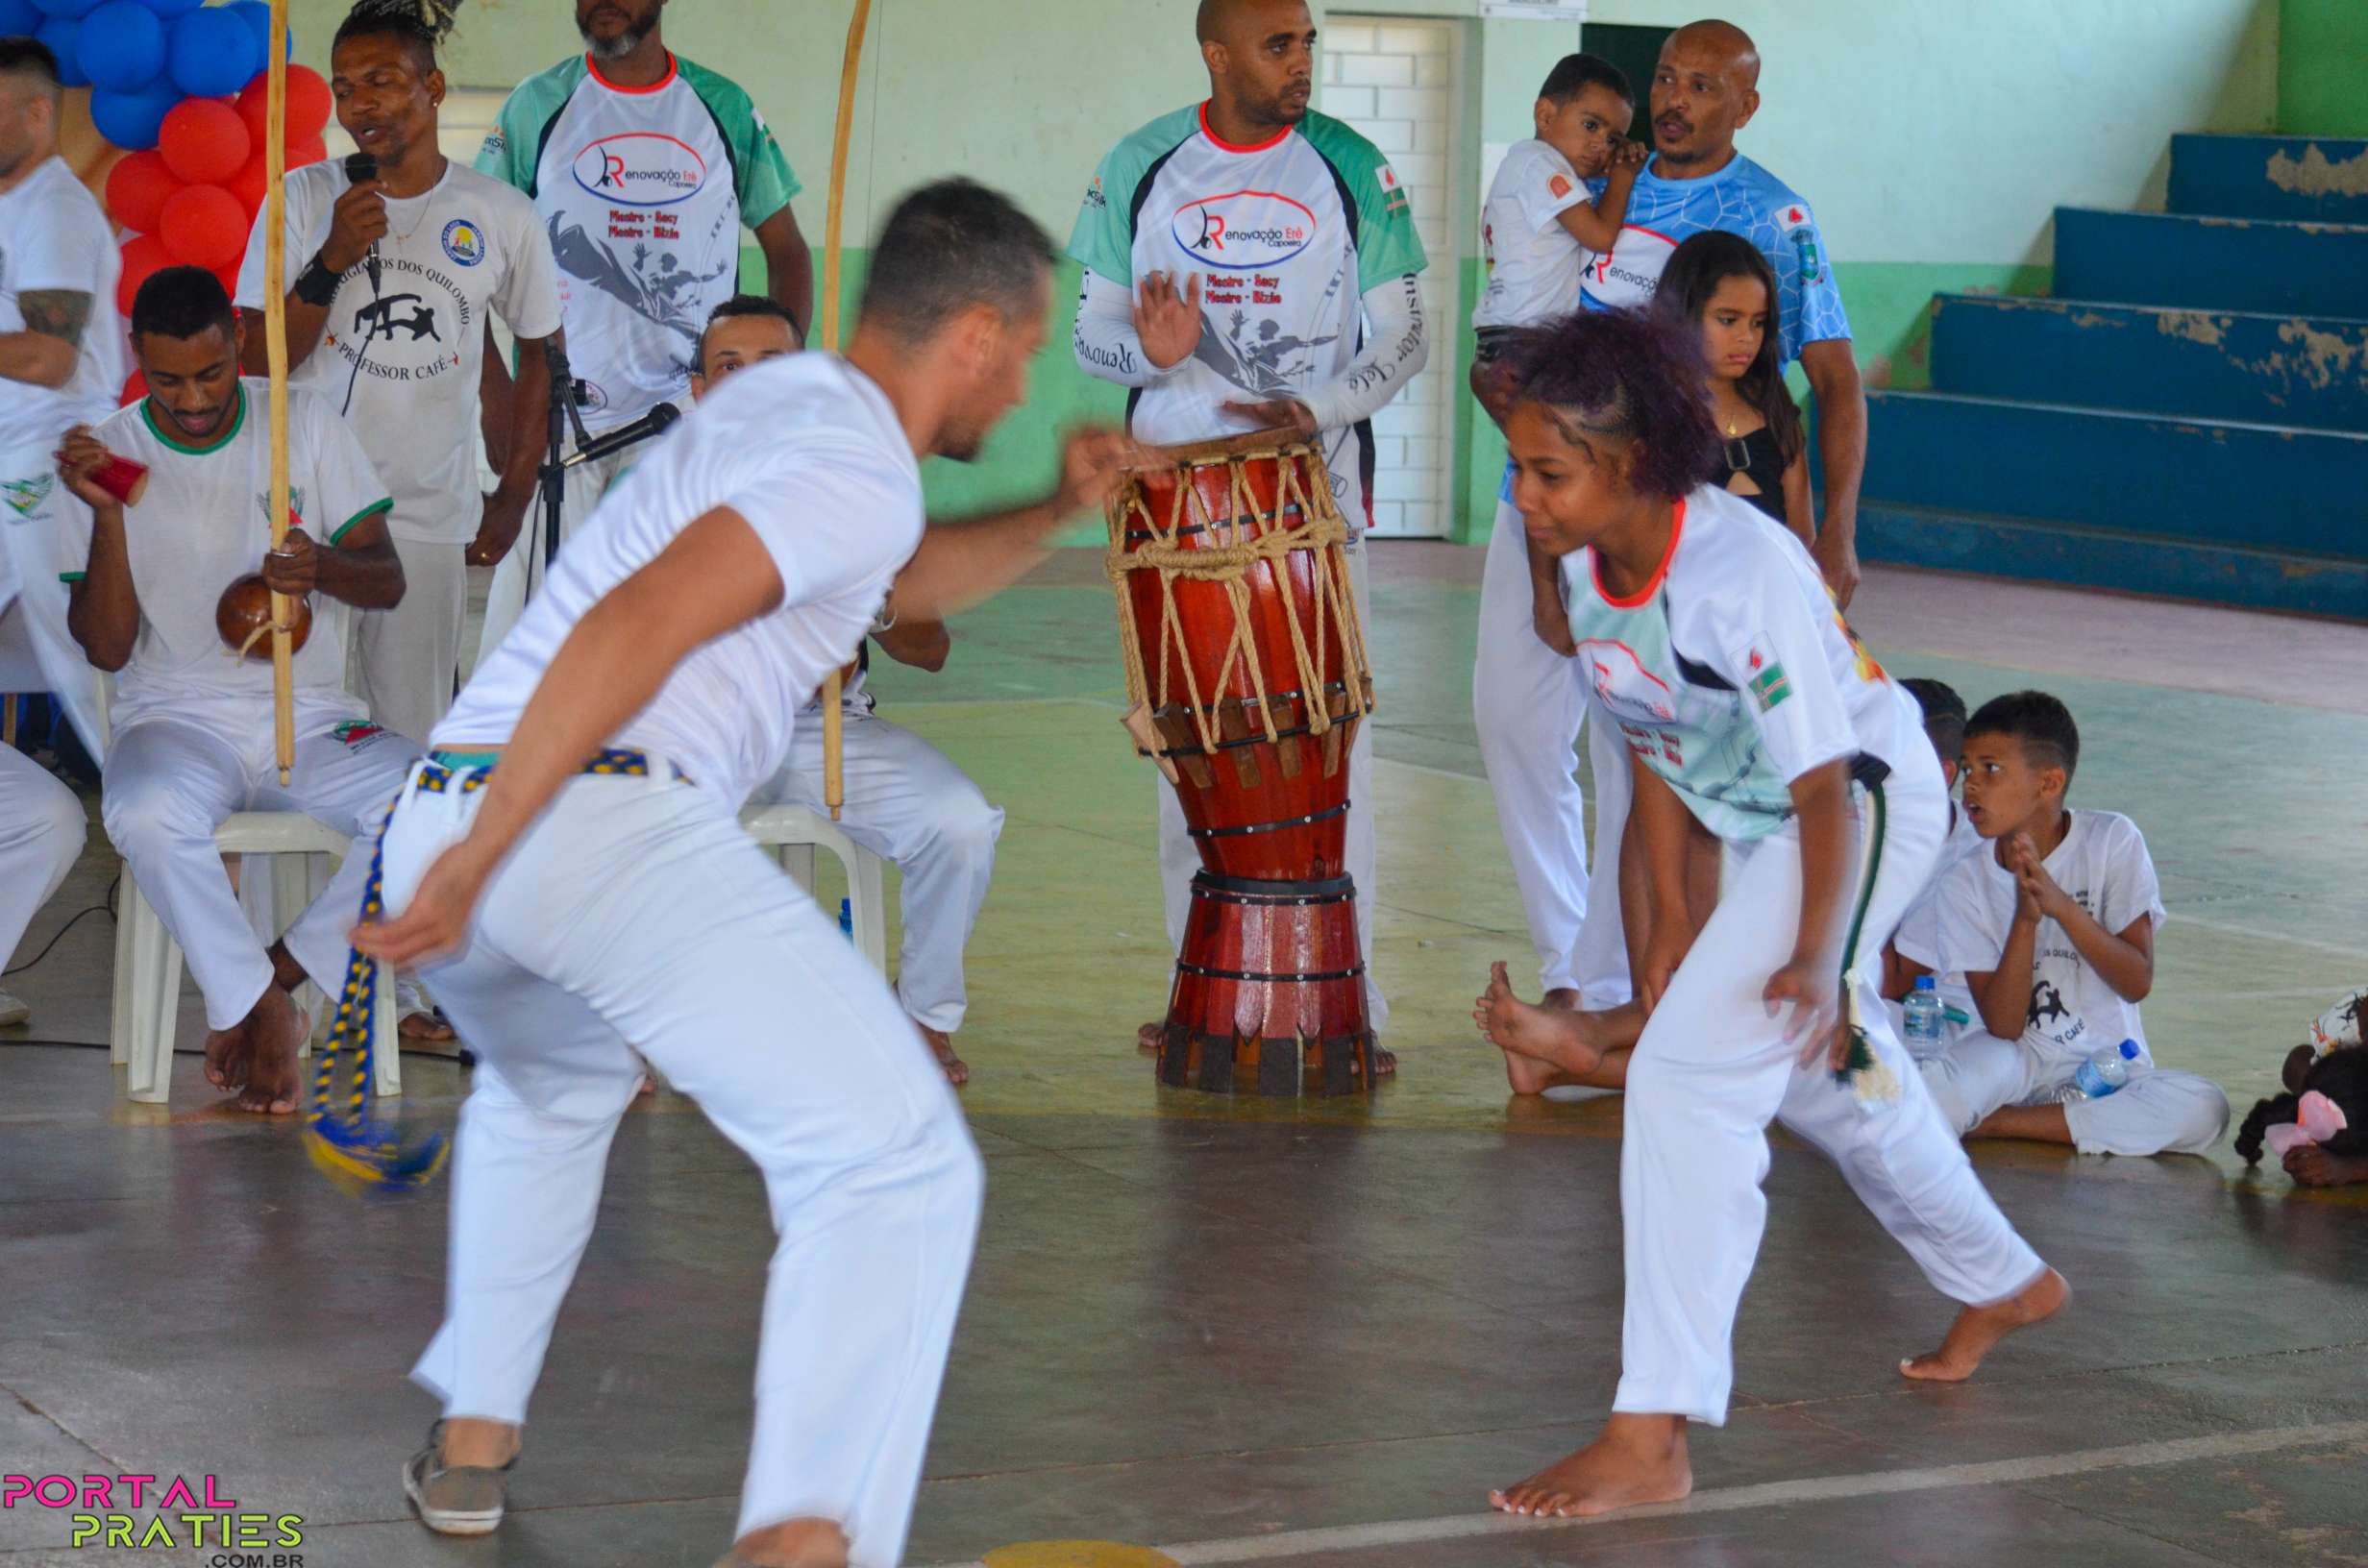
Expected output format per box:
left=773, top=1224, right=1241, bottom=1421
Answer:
left=2265, top=1090, right=2350, bottom=1159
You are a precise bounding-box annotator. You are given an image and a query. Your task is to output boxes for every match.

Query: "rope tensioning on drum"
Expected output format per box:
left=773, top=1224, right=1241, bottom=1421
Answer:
left=1105, top=442, right=1375, bottom=764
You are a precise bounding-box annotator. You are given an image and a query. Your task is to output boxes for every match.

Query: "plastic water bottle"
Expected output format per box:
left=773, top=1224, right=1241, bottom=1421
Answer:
left=2060, top=1040, right=2142, bottom=1101
left=1902, top=976, right=1946, bottom=1054
left=838, top=897, right=853, bottom=941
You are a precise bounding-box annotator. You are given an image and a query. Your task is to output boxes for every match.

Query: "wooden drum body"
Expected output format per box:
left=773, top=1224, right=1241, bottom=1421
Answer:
left=1106, top=435, right=1378, bottom=1095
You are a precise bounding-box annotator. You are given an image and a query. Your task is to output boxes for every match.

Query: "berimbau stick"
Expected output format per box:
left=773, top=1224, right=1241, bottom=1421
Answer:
left=263, top=0, right=294, bottom=784
left=817, top=0, right=874, bottom=821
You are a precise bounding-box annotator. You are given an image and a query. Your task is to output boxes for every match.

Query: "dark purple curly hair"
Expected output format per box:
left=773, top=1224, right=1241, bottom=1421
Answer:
left=1501, top=308, right=1725, bottom=501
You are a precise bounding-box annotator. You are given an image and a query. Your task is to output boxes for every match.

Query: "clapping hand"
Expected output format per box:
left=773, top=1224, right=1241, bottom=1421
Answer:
left=1134, top=271, right=1203, bottom=371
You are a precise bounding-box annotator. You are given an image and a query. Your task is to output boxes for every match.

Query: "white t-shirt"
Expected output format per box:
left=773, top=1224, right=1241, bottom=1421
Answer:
left=1894, top=802, right=1985, bottom=1028
left=1933, top=808, right=2166, bottom=1064
left=236, top=161, right=562, bottom=546
left=1560, top=484, right=1929, bottom=843
left=438, top=354, right=920, bottom=809
left=0, top=157, right=124, bottom=454
left=1473, top=139, right=1598, bottom=331
left=68, top=382, right=391, bottom=732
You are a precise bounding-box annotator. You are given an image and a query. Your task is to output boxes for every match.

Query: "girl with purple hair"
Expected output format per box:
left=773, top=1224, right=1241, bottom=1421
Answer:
left=1471, top=307, right=2063, bottom=1521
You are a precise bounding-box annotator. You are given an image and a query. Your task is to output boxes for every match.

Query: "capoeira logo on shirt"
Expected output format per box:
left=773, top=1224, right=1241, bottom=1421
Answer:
left=547, top=211, right=728, bottom=346
left=1192, top=307, right=1338, bottom=397
left=257, top=487, right=308, bottom=528
left=2, top=474, right=54, bottom=516
left=2029, top=980, right=2074, bottom=1034
left=1579, top=639, right=1679, bottom=723
left=355, top=294, right=443, bottom=345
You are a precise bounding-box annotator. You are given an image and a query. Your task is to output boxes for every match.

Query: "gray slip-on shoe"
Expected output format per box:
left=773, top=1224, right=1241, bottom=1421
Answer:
left=402, top=1423, right=514, bottom=1536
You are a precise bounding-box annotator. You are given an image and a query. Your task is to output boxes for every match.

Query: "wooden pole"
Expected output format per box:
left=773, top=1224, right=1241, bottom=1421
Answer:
left=263, top=0, right=294, bottom=784
left=817, top=0, right=874, bottom=822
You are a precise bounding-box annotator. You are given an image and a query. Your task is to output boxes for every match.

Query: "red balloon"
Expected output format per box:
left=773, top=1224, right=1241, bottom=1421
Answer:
left=160, top=98, right=252, bottom=186
left=236, top=64, right=332, bottom=147
left=121, top=368, right=148, bottom=408
left=160, top=184, right=250, bottom=271
left=225, top=151, right=267, bottom=219
left=105, top=149, right=182, bottom=235
left=117, top=233, right=173, bottom=318
left=287, top=133, right=326, bottom=169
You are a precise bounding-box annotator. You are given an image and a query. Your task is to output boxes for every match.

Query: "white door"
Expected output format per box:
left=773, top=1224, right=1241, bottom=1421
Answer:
left=1320, top=16, right=1461, bottom=539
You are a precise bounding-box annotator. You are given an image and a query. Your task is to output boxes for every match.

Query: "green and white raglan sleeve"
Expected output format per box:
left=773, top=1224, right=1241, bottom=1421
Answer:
left=1065, top=108, right=1196, bottom=287
left=678, top=60, right=802, bottom=228
left=298, top=392, right=393, bottom=546
left=1300, top=112, right=1427, bottom=291
left=474, top=59, right=584, bottom=195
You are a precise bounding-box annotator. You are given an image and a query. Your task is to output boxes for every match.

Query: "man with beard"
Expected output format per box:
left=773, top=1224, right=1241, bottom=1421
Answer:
left=1070, top=0, right=1429, bottom=1073
left=470, top=0, right=811, bottom=658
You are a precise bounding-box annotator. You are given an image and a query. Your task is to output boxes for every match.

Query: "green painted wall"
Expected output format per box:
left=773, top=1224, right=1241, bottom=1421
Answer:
left=292, top=0, right=2281, bottom=542
left=2281, top=0, right=2368, bottom=135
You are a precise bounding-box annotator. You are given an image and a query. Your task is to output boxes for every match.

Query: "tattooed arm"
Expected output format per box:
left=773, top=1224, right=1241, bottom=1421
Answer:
left=0, top=289, right=92, bottom=390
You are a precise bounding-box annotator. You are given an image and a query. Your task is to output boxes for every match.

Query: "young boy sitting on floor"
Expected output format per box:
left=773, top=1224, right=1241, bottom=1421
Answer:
left=1918, top=692, right=2230, bottom=1156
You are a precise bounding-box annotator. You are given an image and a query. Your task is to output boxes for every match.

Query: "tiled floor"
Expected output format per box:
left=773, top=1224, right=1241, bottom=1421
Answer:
left=2, top=551, right=2362, bottom=1566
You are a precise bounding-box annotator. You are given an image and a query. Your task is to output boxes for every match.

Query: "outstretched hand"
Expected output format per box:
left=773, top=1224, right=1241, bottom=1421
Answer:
left=351, top=841, right=496, bottom=969
left=1220, top=397, right=1318, bottom=438
left=1055, top=426, right=1154, bottom=517
left=1134, top=271, right=1204, bottom=370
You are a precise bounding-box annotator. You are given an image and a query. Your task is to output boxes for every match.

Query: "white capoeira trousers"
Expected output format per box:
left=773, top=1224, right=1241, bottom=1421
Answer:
left=476, top=449, right=627, bottom=669
left=757, top=708, right=1005, bottom=1033
left=100, top=710, right=419, bottom=1029
left=352, top=533, right=467, bottom=746
left=1158, top=542, right=1387, bottom=1033
left=383, top=766, right=982, bottom=1562
left=1921, top=1037, right=2232, bottom=1157
left=1616, top=760, right=2045, bottom=1426
left=0, top=742, right=84, bottom=968
left=1472, top=486, right=1633, bottom=1006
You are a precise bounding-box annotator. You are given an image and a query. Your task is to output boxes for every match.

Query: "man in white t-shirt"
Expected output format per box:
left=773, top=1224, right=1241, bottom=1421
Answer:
left=1468, top=53, right=1641, bottom=1018
left=1071, top=0, right=1429, bottom=1065
left=703, top=297, right=1005, bottom=1087
left=1916, top=692, right=2230, bottom=1157
left=349, top=181, right=1138, bottom=1568
left=469, top=0, right=813, bottom=661
left=57, top=268, right=421, bottom=1115
left=0, top=40, right=109, bottom=1028
left=237, top=4, right=562, bottom=746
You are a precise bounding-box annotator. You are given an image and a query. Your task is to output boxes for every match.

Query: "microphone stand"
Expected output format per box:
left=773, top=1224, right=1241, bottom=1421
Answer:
left=530, top=341, right=591, bottom=603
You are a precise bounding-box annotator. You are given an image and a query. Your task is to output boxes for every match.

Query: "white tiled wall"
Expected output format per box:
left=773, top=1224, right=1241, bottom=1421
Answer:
left=1321, top=17, right=1461, bottom=539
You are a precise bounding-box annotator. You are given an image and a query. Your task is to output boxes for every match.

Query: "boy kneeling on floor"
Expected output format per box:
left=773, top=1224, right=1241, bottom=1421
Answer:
left=1911, top=691, right=2230, bottom=1156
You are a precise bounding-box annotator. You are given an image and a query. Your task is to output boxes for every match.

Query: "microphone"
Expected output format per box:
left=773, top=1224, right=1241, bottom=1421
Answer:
left=343, top=152, right=382, bottom=295
left=561, top=403, right=681, bottom=469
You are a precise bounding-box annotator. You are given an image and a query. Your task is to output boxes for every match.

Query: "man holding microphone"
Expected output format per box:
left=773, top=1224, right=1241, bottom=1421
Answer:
left=238, top=0, right=562, bottom=745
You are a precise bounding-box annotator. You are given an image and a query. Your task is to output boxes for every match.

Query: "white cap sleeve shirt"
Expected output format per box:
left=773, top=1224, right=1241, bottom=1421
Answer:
left=1933, top=808, right=2167, bottom=1063
left=1472, top=139, right=1598, bottom=331
left=436, top=354, right=922, bottom=809
left=65, top=382, right=392, bottom=732
left=1559, top=484, right=1927, bottom=845
left=0, top=157, right=125, bottom=452
left=235, top=161, right=563, bottom=547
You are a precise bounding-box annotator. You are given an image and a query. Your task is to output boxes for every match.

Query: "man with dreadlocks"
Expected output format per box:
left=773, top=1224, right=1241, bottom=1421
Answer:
left=236, top=0, right=562, bottom=747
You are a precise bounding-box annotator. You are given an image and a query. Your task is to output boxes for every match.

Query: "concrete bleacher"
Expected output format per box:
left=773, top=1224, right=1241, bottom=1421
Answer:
left=1858, top=134, right=2368, bottom=620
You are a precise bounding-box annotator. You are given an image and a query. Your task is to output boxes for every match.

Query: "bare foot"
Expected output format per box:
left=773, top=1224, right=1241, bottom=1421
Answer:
left=1137, top=1018, right=1164, bottom=1054
left=204, top=1018, right=252, bottom=1090
left=1475, top=962, right=1608, bottom=1091
left=400, top=1010, right=456, bottom=1044
left=1490, top=1412, right=1692, bottom=1519
left=918, top=1024, right=969, bottom=1087
left=1370, top=1041, right=1396, bottom=1077
left=233, top=988, right=308, bottom=1115
left=1902, top=1266, right=2069, bottom=1382
left=730, top=1517, right=850, bottom=1567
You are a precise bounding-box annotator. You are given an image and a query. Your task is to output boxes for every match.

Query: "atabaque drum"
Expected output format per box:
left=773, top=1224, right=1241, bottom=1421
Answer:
left=1106, top=432, right=1378, bottom=1095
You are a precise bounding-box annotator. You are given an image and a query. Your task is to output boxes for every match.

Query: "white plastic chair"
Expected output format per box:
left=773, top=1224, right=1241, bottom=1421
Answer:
left=739, top=803, right=888, bottom=973
left=111, top=814, right=400, bottom=1105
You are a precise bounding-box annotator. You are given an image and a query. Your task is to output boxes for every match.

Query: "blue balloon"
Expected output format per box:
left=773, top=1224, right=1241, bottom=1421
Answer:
left=137, top=0, right=204, bottom=14
left=223, top=1, right=287, bottom=62
left=78, top=1, right=167, bottom=92
left=0, top=0, right=42, bottom=34
left=33, top=17, right=87, bottom=86
left=167, top=5, right=257, bottom=97
left=89, top=82, right=178, bottom=151
left=32, top=0, right=100, bottom=19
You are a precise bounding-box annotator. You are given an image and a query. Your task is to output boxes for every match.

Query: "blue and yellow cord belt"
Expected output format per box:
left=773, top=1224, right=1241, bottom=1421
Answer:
left=303, top=747, right=680, bottom=1194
